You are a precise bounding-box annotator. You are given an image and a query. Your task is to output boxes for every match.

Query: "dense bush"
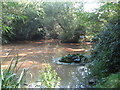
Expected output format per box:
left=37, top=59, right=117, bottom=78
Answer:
left=89, top=17, right=120, bottom=79
left=93, top=72, right=120, bottom=88
left=2, top=2, right=45, bottom=43
left=59, top=26, right=85, bottom=43
left=2, top=2, right=88, bottom=44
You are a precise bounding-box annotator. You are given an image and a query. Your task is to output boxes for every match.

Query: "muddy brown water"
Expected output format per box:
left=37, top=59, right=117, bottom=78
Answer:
left=1, top=39, right=92, bottom=88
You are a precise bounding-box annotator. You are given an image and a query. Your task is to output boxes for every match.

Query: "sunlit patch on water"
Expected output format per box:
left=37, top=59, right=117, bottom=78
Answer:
left=1, top=60, right=50, bottom=70
left=0, top=53, right=28, bottom=58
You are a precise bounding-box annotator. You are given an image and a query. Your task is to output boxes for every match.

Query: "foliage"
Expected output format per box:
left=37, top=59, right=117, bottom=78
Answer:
left=41, top=2, right=85, bottom=42
left=12, top=2, right=45, bottom=41
left=2, top=2, right=28, bottom=43
left=89, top=16, right=120, bottom=79
left=76, top=2, right=119, bottom=39
left=2, top=2, right=87, bottom=43
left=36, top=65, right=61, bottom=88
left=56, top=2, right=85, bottom=43
left=2, top=2, right=45, bottom=43
left=1, top=54, right=27, bottom=88
left=59, top=53, right=88, bottom=63
left=88, top=2, right=120, bottom=88
left=93, top=73, right=120, bottom=88
left=97, top=2, right=119, bottom=23
left=2, top=2, right=119, bottom=44
left=59, top=25, right=85, bottom=43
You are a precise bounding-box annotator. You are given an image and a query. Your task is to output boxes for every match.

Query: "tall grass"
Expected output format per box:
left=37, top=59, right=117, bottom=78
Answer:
left=1, top=52, right=28, bottom=88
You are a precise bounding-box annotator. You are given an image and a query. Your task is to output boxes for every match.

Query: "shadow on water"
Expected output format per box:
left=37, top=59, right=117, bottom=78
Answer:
left=1, top=39, right=92, bottom=88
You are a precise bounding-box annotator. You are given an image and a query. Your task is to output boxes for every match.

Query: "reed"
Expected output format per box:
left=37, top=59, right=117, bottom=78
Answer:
left=1, top=52, right=28, bottom=88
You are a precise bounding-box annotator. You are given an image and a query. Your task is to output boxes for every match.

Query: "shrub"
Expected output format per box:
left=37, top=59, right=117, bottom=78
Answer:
left=89, top=16, right=120, bottom=78
left=59, top=26, right=85, bottom=43
left=35, top=65, right=61, bottom=88
left=93, top=73, right=120, bottom=88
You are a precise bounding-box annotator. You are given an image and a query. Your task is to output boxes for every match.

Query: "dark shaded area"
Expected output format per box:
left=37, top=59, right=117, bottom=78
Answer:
left=89, top=16, right=120, bottom=88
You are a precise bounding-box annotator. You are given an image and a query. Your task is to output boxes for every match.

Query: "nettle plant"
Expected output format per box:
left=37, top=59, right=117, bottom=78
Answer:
left=35, top=65, right=61, bottom=88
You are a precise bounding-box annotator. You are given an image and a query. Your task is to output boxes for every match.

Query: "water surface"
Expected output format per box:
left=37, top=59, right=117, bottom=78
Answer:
left=1, top=39, right=92, bottom=88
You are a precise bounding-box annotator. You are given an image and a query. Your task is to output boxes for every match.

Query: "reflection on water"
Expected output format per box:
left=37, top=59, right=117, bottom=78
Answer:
left=1, top=40, right=92, bottom=88
left=50, top=64, right=90, bottom=88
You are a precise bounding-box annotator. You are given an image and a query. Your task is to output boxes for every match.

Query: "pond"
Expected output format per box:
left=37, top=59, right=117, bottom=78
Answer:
left=1, top=39, right=92, bottom=88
